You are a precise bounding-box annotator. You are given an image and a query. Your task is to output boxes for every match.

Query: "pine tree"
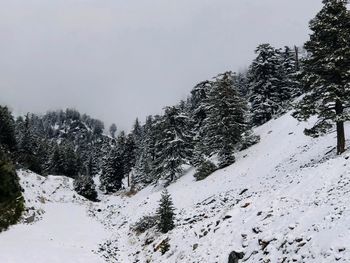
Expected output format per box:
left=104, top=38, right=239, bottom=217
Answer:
left=132, top=118, right=143, bottom=148
left=189, top=81, right=213, bottom=165
left=156, top=190, right=175, bottom=233
left=100, top=147, right=124, bottom=193
left=0, top=149, right=24, bottom=232
left=194, top=160, right=217, bottom=181
left=248, top=44, right=284, bottom=125
left=280, top=46, right=303, bottom=99
left=203, top=72, right=247, bottom=167
left=0, top=106, right=16, bottom=152
left=124, top=134, right=136, bottom=186
left=134, top=116, right=155, bottom=186
left=234, top=72, right=250, bottom=98
left=17, top=114, right=42, bottom=174
left=63, top=143, right=81, bottom=178
left=85, top=154, right=99, bottom=177
left=153, top=106, right=193, bottom=184
left=293, top=0, right=350, bottom=155
left=48, top=144, right=66, bottom=175
left=73, top=174, right=98, bottom=201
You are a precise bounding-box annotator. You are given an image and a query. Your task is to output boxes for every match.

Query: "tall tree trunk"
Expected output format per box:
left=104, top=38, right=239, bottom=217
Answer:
left=336, top=99, right=345, bottom=155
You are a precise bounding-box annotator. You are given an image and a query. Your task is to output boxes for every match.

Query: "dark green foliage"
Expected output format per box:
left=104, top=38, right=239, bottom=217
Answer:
left=159, top=238, right=170, bottom=255
left=218, top=145, right=236, bottom=169
left=100, top=147, right=124, bottom=193
left=194, top=160, right=217, bottom=181
left=16, top=115, right=43, bottom=174
left=132, top=215, right=158, bottom=234
left=0, top=150, right=24, bottom=232
left=73, top=175, right=98, bottom=201
left=280, top=46, right=303, bottom=98
left=134, top=116, right=156, bottom=186
left=293, top=0, right=350, bottom=154
left=152, top=106, right=193, bottom=185
left=0, top=106, right=16, bottom=152
left=248, top=44, right=284, bottom=125
left=156, top=190, right=175, bottom=233
left=204, top=72, right=247, bottom=165
left=240, top=131, right=261, bottom=151
left=124, top=134, right=136, bottom=178
left=47, top=143, right=81, bottom=178
left=15, top=109, right=111, bottom=176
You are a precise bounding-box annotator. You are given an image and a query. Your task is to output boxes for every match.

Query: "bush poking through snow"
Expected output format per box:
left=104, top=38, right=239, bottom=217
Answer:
left=194, top=160, right=217, bottom=181
left=160, top=238, right=170, bottom=255
left=73, top=175, right=98, bottom=202
left=131, top=215, right=158, bottom=234
left=154, top=238, right=171, bottom=255
left=156, top=190, right=175, bottom=233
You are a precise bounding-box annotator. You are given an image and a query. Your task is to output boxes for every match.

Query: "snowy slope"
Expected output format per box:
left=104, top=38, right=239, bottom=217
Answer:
left=0, top=172, right=108, bottom=263
left=1, top=111, right=350, bottom=262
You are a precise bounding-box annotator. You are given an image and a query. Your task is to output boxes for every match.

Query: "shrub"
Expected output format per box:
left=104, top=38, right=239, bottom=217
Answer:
left=131, top=215, right=158, bottom=234
left=73, top=175, right=98, bottom=202
left=194, top=160, right=217, bottom=181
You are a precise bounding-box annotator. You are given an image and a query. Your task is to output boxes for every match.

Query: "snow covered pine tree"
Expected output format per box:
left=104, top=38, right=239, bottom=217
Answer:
left=204, top=72, right=247, bottom=168
left=156, top=190, right=175, bottom=233
left=293, top=0, right=350, bottom=155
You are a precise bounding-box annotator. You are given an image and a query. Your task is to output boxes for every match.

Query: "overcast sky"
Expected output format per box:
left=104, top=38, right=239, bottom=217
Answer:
left=0, top=0, right=322, bottom=130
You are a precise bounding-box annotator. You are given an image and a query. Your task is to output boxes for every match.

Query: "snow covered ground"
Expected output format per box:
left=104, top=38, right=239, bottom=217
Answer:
left=1, top=111, right=350, bottom=262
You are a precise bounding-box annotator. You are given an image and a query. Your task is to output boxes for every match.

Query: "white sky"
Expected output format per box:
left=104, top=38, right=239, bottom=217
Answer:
left=0, top=0, right=323, bottom=130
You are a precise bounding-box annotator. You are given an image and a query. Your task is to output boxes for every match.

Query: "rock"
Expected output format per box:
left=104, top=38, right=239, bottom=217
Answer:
left=241, top=203, right=251, bottom=208
left=239, top=189, right=248, bottom=195
left=252, top=227, right=262, bottom=234
left=193, top=243, right=198, bottom=250
left=25, top=213, right=35, bottom=224
left=228, top=251, right=244, bottom=263
left=223, top=215, right=232, bottom=220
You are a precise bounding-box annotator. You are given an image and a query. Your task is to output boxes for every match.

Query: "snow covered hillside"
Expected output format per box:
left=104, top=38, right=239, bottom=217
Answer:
left=1, top=111, right=350, bottom=262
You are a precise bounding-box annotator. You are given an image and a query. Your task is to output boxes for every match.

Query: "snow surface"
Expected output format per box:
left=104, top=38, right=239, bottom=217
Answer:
left=1, top=111, right=350, bottom=262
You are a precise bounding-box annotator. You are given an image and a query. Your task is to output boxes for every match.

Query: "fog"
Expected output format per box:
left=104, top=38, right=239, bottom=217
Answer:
left=0, top=0, right=322, bottom=130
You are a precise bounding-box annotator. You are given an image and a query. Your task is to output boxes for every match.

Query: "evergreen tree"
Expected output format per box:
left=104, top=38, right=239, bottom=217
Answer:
left=17, top=114, right=42, bottom=174
left=132, top=118, right=143, bottom=146
left=234, top=71, right=250, bottom=98
left=194, top=160, right=217, bottom=181
left=293, top=0, right=350, bottom=155
left=203, top=72, right=247, bottom=168
left=73, top=174, right=98, bottom=201
left=0, top=106, right=16, bottom=152
left=280, top=46, right=303, bottom=99
left=0, top=149, right=24, bottom=232
left=63, top=143, right=81, bottom=178
left=100, top=147, right=124, bottom=193
left=124, top=134, right=136, bottom=186
left=156, top=190, right=175, bottom=233
left=134, top=116, right=155, bottom=186
left=85, top=154, right=99, bottom=177
left=48, top=144, right=66, bottom=175
left=189, top=81, right=213, bottom=165
left=248, top=44, right=284, bottom=125
left=153, top=106, right=193, bottom=184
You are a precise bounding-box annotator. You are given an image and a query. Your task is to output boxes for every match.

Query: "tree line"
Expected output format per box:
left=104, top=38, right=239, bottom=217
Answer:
left=0, top=0, right=349, bottom=203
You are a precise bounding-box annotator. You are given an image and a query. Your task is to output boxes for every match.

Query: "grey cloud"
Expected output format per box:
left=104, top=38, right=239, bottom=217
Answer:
left=0, top=0, right=322, bottom=130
